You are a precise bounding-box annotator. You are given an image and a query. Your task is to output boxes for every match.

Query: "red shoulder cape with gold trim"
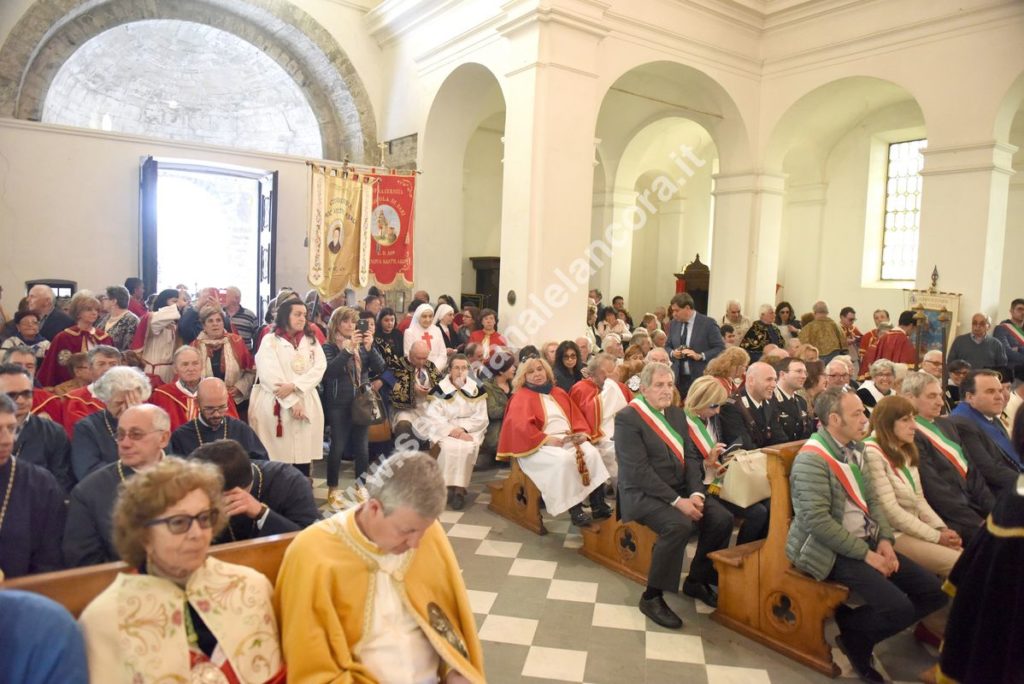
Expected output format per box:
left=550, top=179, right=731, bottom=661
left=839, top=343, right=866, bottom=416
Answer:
left=568, top=379, right=633, bottom=440
left=31, top=388, right=64, bottom=428
left=150, top=380, right=239, bottom=432
left=497, top=387, right=590, bottom=460
left=38, top=327, right=112, bottom=387
left=64, top=385, right=105, bottom=436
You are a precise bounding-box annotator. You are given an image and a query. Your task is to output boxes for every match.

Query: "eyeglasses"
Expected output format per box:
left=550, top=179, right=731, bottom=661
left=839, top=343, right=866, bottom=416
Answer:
left=827, top=373, right=851, bottom=379
left=5, top=390, right=32, bottom=401
left=115, top=428, right=163, bottom=441
left=145, top=509, right=219, bottom=535
left=708, top=403, right=722, bottom=410
left=200, top=404, right=229, bottom=415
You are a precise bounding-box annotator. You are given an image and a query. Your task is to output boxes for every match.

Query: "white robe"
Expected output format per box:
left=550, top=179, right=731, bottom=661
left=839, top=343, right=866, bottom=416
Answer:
left=592, top=378, right=630, bottom=485
left=138, top=304, right=180, bottom=384
left=423, top=377, right=488, bottom=488
left=249, top=333, right=327, bottom=464
left=517, top=394, right=609, bottom=516
left=404, top=304, right=448, bottom=371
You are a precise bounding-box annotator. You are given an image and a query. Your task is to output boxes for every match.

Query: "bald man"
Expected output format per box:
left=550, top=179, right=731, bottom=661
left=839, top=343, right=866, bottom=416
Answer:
left=63, top=404, right=171, bottom=566
left=27, top=285, right=73, bottom=341
left=718, top=362, right=790, bottom=449
left=949, top=313, right=1008, bottom=370
left=170, top=378, right=267, bottom=461
left=391, top=340, right=442, bottom=446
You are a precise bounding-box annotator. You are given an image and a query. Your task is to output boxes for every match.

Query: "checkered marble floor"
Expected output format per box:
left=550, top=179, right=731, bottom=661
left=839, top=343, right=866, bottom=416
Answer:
left=309, top=461, right=936, bottom=684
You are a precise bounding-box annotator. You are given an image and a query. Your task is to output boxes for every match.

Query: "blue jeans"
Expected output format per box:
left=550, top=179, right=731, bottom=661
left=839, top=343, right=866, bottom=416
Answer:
left=325, top=401, right=369, bottom=487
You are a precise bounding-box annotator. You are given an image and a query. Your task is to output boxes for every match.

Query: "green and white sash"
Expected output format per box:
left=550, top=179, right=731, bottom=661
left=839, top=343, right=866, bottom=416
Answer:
left=684, top=410, right=716, bottom=460
left=864, top=436, right=917, bottom=494
left=803, top=433, right=870, bottom=515
left=631, top=395, right=686, bottom=465
left=1002, top=322, right=1024, bottom=347
left=915, top=417, right=969, bottom=479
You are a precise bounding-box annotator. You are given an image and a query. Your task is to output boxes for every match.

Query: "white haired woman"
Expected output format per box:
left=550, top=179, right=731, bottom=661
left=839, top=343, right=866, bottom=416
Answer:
left=857, top=358, right=897, bottom=416
left=69, top=366, right=151, bottom=482
left=79, top=457, right=285, bottom=683
left=739, top=304, right=784, bottom=362
left=192, top=305, right=256, bottom=404
left=497, top=357, right=610, bottom=527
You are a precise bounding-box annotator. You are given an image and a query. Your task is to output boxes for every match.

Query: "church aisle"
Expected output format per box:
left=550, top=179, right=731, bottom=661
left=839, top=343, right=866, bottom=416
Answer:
left=311, top=463, right=933, bottom=684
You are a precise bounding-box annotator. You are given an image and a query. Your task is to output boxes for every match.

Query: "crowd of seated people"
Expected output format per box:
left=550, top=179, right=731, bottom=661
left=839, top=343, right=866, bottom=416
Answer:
left=2, top=281, right=1023, bottom=682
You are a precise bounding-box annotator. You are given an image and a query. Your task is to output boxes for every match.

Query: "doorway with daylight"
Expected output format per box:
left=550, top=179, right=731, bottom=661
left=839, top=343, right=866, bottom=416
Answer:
left=140, top=158, right=277, bottom=319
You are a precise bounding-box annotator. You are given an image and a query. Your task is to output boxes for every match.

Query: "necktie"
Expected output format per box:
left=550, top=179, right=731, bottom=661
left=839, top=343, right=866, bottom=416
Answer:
left=680, top=322, right=690, bottom=375
left=418, top=369, right=428, bottom=387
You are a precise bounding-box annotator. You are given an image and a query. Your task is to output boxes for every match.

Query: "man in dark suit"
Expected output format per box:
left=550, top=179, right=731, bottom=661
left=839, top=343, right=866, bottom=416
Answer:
left=949, top=369, right=1022, bottom=497
left=719, top=362, right=790, bottom=449
left=190, top=439, right=320, bottom=542
left=771, top=357, right=815, bottom=441
left=901, top=371, right=994, bottom=545
left=665, top=293, right=725, bottom=398
left=27, top=285, right=73, bottom=341
left=615, top=362, right=732, bottom=629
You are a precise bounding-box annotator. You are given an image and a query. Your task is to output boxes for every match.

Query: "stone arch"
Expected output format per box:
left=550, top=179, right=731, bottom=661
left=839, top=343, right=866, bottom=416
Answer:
left=0, top=0, right=376, bottom=161
left=417, top=62, right=507, bottom=302
left=764, top=76, right=924, bottom=176
left=994, top=70, right=1024, bottom=143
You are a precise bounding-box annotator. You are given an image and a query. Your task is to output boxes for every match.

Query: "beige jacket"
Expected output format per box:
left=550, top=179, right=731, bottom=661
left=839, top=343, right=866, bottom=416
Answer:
left=864, top=441, right=947, bottom=543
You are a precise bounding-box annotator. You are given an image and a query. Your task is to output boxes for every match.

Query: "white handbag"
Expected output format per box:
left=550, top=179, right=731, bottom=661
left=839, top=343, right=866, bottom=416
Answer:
left=718, top=449, right=771, bottom=509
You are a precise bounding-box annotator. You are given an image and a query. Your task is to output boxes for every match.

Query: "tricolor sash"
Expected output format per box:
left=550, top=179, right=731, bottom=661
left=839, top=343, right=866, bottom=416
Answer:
left=803, top=433, right=870, bottom=515
left=1002, top=322, right=1024, bottom=347
left=915, top=417, right=969, bottom=479
left=864, top=437, right=917, bottom=493
left=631, top=396, right=686, bottom=466
left=684, top=410, right=716, bottom=460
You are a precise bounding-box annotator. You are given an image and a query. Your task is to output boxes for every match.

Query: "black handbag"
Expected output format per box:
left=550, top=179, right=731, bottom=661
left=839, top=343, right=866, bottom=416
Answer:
left=351, top=381, right=386, bottom=425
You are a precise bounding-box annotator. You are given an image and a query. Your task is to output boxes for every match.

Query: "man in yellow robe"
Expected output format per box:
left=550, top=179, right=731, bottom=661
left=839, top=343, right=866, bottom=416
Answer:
left=274, top=451, right=485, bottom=683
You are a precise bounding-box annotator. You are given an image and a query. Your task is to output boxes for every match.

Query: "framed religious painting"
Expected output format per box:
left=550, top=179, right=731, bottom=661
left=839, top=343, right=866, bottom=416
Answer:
left=904, top=289, right=961, bottom=354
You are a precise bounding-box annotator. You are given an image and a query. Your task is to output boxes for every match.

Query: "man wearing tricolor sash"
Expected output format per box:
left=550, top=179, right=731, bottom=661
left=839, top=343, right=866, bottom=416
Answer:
left=992, top=298, right=1024, bottom=374
left=786, top=388, right=946, bottom=683
left=614, top=363, right=732, bottom=630
left=901, top=371, right=994, bottom=545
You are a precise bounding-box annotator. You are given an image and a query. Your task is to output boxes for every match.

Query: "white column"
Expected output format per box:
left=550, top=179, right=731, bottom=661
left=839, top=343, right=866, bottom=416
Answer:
left=779, top=183, right=828, bottom=305
left=606, top=188, right=638, bottom=303
left=495, top=0, right=608, bottom=345
left=657, top=198, right=686, bottom=310
left=708, top=172, right=786, bottom=316
left=917, top=141, right=1017, bottom=327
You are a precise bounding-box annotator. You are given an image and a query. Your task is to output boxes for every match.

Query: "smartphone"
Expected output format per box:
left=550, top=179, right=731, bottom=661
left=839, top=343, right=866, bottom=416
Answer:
left=357, top=319, right=369, bottom=334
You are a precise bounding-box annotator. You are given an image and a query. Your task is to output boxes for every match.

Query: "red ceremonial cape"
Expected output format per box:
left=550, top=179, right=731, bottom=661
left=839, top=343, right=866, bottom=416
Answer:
left=872, top=329, right=917, bottom=365
left=64, top=385, right=105, bottom=436
left=31, top=388, right=64, bottom=428
left=468, top=329, right=508, bottom=349
left=568, top=379, right=633, bottom=441
left=497, top=386, right=591, bottom=460
left=150, top=380, right=239, bottom=431
left=38, top=327, right=112, bottom=387
left=129, top=311, right=152, bottom=351
left=192, top=333, right=254, bottom=371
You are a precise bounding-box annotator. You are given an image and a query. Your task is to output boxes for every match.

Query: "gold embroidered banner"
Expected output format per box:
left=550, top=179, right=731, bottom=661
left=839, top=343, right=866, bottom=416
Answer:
left=307, top=166, right=372, bottom=298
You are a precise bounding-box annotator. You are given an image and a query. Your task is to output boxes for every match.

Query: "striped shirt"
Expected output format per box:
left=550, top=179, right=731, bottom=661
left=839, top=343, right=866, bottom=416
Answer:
left=228, top=307, right=259, bottom=349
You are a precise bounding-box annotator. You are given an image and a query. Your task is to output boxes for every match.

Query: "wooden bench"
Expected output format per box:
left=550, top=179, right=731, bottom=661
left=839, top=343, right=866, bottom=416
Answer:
left=0, top=532, right=298, bottom=618
left=579, top=515, right=657, bottom=584
left=487, top=458, right=547, bottom=535
left=709, top=441, right=849, bottom=677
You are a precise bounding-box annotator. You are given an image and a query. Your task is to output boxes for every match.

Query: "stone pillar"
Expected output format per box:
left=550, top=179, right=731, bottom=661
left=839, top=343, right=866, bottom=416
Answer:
left=917, top=141, right=1017, bottom=327
left=606, top=188, right=639, bottom=304
left=708, top=172, right=786, bottom=316
left=495, top=0, right=608, bottom=345
left=657, top=198, right=687, bottom=307
left=779, top=183, right=828, bottom=305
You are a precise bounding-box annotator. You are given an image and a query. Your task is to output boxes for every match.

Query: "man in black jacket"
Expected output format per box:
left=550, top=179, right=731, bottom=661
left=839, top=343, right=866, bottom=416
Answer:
left=27, top=285, right=73, bottom=342
left=191, top=439, right=320, bottom=542
left=0, top=363, right=73, bottom=492
left=948, top=369, right=1022, bottom=497
left=901, top=371, right=994, bottom=544
left=720, top=362, right=790, bottom=449
left=771, top=357, right=815, bottom=441
left=615, top=362, right=732, bottom=630
left=665, top=293, right=725, bottom=397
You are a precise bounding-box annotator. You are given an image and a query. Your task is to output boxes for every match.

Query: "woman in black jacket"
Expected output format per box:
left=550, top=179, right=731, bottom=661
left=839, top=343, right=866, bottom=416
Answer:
left=552, top=340, right=584, bottom=393
left=322, top=306, right=386, bottom=507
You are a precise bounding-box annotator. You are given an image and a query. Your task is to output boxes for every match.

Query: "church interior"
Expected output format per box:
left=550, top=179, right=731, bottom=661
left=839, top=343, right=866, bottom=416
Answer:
left=0, top=0, right=1023, bottom=682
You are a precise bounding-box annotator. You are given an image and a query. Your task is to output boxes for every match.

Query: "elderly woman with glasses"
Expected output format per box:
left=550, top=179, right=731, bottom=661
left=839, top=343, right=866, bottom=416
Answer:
left=684, top=376, right=771, bottom=545
left=192, top=305, right=256, bottom=404
left=857, top=359, right=897, bottom=416
left=78, top=457, right=286, bottom=684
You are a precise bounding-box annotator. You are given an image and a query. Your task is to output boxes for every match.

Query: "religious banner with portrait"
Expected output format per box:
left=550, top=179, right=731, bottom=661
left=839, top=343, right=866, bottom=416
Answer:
left=905, top=288, right=961, bottom=354
left=307, top=165, right=373, bottom=298
left=366, top=172, right=416, bottom=289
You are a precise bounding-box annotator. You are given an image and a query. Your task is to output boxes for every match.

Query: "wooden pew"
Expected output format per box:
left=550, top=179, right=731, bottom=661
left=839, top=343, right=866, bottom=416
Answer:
left=708, top=440, right=849, bottom=677
left=0, top=532, right=298, bottom=618
left=487, top=458, right=547, bottom=535
left=579, top=516, right=657, bottom=584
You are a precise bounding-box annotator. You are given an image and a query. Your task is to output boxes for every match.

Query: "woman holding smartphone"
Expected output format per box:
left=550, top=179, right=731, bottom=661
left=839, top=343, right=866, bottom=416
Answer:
left=322, top=307, right=386, bottom=507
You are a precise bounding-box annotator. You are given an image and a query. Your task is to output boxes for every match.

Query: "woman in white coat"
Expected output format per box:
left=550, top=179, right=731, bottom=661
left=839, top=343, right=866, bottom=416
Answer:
left=404, top=302, right=448, bottom=371
left=250, top=299, right=327, bottom=478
